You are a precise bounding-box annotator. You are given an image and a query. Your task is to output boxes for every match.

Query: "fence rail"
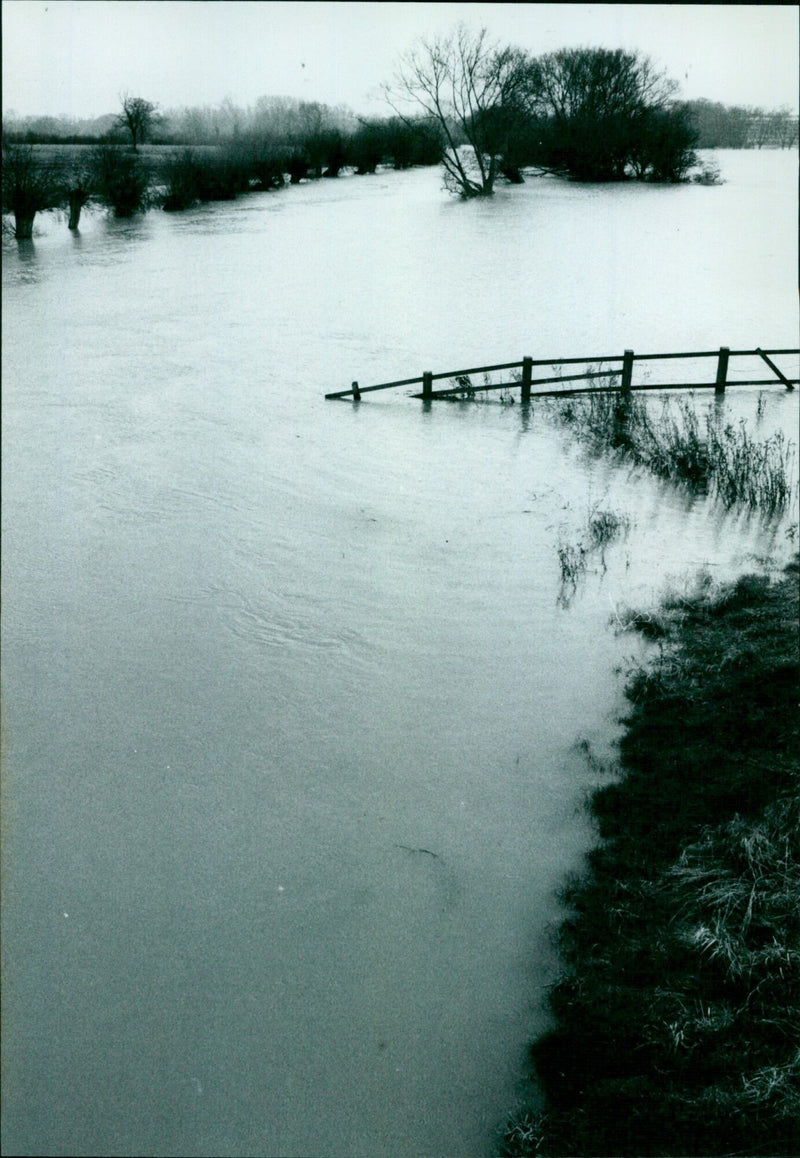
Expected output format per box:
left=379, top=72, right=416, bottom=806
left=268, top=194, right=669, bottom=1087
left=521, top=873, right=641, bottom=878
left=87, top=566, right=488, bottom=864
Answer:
left=325, top=347, right=799, bottom=401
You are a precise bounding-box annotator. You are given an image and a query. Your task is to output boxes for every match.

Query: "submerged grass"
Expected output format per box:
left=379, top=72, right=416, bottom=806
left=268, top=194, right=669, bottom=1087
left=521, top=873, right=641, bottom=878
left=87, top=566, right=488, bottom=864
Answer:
left=501, top=557, right=800, bottom=1157
left=553, top=390, right=797, bottom=516
left=443, top=371, right=517, bottom=403
left=557, top=504, right=631, bottom=603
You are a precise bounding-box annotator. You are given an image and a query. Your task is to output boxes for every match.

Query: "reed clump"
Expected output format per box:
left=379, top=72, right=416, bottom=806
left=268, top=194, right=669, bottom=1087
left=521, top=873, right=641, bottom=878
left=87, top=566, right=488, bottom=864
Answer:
left=556, top=540, right=587, bottom=583
left=554, top=390, right=797, bottom=515
left=501, top=557, right=800, bottom=1157
left=557, top=504, right=631, bottom=602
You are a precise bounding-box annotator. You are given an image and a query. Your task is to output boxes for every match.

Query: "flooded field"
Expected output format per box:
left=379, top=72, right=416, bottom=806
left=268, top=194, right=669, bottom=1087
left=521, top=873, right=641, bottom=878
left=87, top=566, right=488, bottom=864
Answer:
left=2, top=149, right=798, bottom=1157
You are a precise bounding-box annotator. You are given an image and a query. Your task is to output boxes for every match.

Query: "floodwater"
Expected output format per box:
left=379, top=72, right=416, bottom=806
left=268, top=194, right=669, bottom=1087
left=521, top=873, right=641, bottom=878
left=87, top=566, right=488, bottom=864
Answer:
left=2, top=149, right=798, bottom=1158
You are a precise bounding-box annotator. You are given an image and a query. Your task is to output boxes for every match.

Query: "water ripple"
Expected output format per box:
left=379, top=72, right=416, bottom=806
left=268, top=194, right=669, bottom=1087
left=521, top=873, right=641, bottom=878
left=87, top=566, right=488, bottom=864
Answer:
left=171, top=583, right=372, bottom=659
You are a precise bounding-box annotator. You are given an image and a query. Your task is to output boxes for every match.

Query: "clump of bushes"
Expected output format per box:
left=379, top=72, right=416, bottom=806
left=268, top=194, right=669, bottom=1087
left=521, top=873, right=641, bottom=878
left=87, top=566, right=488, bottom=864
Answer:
left=161, top=149, right=207, bottom=210
left=691, top=159, right=724, bottom=185
left=90, top=145, right=151, bottom=216
left=161, top=146, right=266, bottom=208
left=191, top=156, right=246, bottom=201
left=502, top=558, right=800, bottom=1156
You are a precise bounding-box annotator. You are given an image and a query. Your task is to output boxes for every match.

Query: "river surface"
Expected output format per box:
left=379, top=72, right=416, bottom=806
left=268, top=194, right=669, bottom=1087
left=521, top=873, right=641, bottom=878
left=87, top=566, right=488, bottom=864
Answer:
left=2, top=149, right=798, bottom=1158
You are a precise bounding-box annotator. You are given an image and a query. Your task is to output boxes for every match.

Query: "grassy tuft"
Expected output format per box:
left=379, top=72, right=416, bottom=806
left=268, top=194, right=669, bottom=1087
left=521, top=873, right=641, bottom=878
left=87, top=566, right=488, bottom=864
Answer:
left=557, top=504, right=631, bottom=603
left=557, top=540, right=589, bottom=587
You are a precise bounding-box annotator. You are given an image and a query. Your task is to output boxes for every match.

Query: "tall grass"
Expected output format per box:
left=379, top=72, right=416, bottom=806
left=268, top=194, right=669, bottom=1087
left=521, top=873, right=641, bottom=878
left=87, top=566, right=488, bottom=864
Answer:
left=554, top=390, right=797, bottom=516
left=708, top=419, right=795, bottom=511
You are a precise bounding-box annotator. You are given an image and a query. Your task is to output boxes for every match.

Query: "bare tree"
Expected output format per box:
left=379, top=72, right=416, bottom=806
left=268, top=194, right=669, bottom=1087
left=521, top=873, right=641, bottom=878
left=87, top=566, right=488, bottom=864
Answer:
left=116, top=94, right=160, bottom=151
left=384, top=25, right=524, bottom=197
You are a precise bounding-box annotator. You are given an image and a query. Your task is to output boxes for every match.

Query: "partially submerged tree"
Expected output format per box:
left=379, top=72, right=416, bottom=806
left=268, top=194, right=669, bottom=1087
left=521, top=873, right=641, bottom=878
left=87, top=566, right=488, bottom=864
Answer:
left=349, top=120, right=385, bottom=174
left=631, top=102, right=698, bottom=182
left=384, top=32, right=697, bottom=193
left=1, top=143, right=59, bottom=238
left=58, top=156, right=96, bottom=229
left=64, top=178, right=93, bottom=230
left=116, top=94, right=160, bottom=151
left=384, top=25, right=525, bottom=197
left=90, top=145, right=151, bottom=216
left=522, top=48, right=698, bottom=181
left=351, top=116, right=442, bottom=172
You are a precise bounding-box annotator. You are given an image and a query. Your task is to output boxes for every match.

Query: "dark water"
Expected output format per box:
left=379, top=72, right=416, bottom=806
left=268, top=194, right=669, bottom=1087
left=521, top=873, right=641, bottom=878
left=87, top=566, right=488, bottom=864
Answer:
left=2, top=150, right=797, bottom=1157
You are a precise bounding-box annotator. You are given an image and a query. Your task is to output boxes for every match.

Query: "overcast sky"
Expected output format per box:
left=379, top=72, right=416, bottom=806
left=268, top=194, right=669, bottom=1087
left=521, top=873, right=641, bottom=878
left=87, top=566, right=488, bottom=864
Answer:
left=2, top=1, right=798, bottom=120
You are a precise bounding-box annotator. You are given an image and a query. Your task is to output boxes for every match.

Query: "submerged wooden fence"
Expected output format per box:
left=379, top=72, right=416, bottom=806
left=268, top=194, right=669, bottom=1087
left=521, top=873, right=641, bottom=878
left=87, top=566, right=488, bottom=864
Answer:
left=325, top=347, right=799, bottom=401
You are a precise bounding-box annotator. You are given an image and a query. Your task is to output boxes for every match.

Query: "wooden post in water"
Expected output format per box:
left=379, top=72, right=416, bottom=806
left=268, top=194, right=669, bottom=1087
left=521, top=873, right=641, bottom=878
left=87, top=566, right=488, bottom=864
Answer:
left=422, top=371, right=433, bottom=400
left=351, top=380, right=361, bottom=401
left=756, top=348, right=795, bottom=391
left=714, top=347, right=730, bottom=395
left=521, top=356, right=532, bottom=402
left=621, top=349, right=634, bottom=392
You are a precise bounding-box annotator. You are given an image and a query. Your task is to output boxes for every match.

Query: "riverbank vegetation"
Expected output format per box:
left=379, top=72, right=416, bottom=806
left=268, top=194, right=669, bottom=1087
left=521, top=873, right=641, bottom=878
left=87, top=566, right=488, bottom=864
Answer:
left=503, top=557, right=800, bottom=1156
left=552, top=389, right=797, bottom=516
left=10, top=36, right=794, bottom=235
left=5, top=95, right=797, bottom=156
left=0, top=109, right=442, bottom=237
left=8, top=22, right=777, bottom=231
left=557, top=505, right=632, bottom=604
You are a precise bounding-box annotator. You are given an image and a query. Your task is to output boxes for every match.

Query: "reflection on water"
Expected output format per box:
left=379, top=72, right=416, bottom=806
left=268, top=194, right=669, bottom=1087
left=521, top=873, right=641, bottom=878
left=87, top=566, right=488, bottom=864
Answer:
left=2, top=150, right=798, bottom=1158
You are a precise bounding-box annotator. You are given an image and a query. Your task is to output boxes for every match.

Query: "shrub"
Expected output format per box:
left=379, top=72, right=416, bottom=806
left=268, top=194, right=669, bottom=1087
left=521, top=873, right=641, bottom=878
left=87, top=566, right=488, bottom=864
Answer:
left=349, top=121, right=385, bottom=174
left=192, top=155, right=248, bottom=200
left=90, top=145, right=151, bottom=216
left=224, top=137, right=286, bottom=191
left=161, top=148, right=205, bottom=210
left=691, top=159, right=724, bottom=185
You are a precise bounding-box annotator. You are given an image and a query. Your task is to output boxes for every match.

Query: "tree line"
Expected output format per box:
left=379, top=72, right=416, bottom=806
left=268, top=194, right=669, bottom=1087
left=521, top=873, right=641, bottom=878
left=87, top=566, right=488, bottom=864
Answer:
left=6, top=93, right=797, bottom=155
left=682, top=99, right=799, bottom=149
left=2, top=92, right=439, bottom=157
left=8, top=25, right=794, bottom=235
left=1, top=102, right=441, bottom=238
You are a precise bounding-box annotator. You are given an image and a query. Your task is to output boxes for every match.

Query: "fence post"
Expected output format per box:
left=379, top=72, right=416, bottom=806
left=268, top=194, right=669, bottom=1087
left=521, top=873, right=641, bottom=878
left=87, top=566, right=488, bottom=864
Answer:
left=621, top=349, right=634, bottom=392
left=521, top=356, right=532, bottom=402
left=351, top=380, right=361, bottom=401
left=422, top=371, right=433, bottom=400
left=714, top=347, right=730, bottom=395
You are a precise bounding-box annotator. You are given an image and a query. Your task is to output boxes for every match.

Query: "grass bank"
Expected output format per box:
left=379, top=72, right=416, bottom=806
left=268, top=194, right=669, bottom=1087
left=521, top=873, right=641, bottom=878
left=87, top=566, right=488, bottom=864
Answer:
left=502, top=557, right=800, bottom=1157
